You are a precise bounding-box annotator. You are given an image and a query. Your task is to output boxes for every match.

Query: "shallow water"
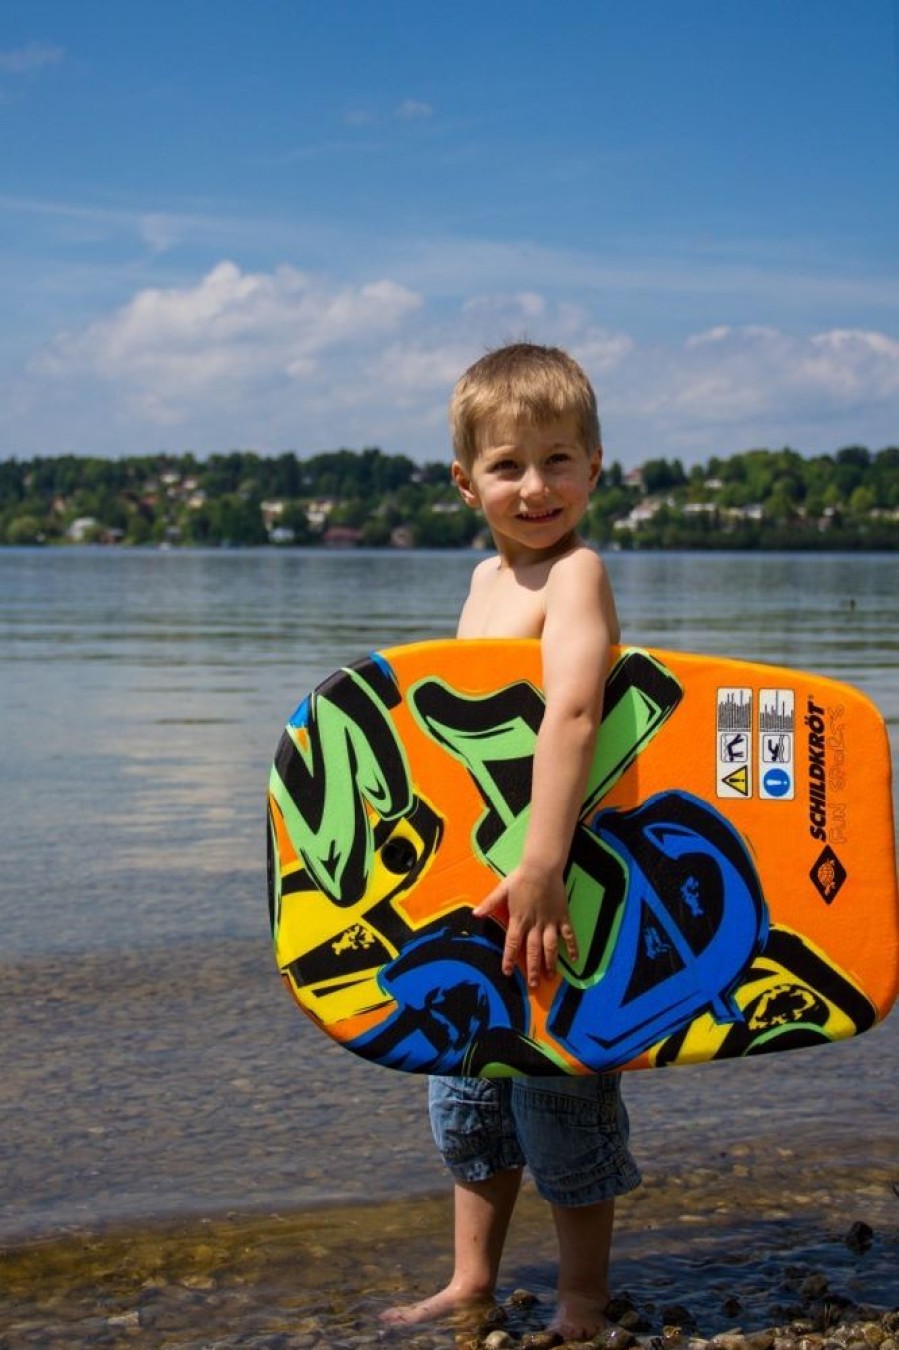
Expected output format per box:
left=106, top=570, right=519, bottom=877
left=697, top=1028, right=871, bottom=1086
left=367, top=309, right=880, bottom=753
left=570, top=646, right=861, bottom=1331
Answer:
left=1, top=548, right=897, bottom=1344
left=4, top=937, right=897, bottom=1237
left=2, top=1161, right=897, bottom=1348
left=2, top=937, right=897, bottom=1343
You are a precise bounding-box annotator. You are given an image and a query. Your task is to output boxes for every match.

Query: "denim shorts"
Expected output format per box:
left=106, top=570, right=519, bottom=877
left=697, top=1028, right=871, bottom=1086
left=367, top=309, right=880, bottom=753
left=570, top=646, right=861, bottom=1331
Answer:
left=428, top=1072, right=641, bottom=1207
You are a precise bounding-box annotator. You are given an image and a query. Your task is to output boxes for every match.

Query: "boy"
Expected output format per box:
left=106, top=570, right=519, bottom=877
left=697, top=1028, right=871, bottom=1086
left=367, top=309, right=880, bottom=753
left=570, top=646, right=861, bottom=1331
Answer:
left=383, top=343, right=641, bottom=1338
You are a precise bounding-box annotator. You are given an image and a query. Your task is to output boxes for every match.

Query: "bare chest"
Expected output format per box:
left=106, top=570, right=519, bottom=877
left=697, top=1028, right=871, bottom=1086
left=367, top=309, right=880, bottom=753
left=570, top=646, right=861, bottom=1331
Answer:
left=457, top=570, right=546, bottom=639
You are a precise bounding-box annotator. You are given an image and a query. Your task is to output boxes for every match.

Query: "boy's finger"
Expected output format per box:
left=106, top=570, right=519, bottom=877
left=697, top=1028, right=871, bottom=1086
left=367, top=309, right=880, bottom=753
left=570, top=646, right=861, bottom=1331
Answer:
left=501, top=919, right=522, bottom=975
left=560, top=921, right=578, bottom=961
left=472, top=882, right=506, bottom=917
left=542, top=927, right=559, bottom=977
left=525, top=929, right=544, bottom=988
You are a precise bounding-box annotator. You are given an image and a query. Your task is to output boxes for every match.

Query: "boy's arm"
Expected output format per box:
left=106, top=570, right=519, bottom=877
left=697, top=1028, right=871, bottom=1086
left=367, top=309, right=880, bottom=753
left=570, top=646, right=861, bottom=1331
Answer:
left=473, top=549, right=616, bottom=988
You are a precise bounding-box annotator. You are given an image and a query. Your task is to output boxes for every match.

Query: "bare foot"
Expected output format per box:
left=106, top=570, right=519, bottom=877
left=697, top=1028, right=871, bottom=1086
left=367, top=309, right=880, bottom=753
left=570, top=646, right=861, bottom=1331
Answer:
left=380, top=1283, right=494, bottom=1326
left=548, top=1292, right=610, bottom=1341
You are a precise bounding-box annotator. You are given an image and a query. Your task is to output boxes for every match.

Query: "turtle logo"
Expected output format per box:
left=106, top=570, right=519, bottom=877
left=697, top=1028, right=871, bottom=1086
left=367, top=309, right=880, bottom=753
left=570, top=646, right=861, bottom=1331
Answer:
left=810, top=844, right=847, bottom=904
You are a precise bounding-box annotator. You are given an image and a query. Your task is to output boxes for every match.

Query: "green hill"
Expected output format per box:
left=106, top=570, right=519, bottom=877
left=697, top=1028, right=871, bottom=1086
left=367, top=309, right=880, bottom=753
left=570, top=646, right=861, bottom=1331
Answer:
left=1, top=443, right=897, bottom=550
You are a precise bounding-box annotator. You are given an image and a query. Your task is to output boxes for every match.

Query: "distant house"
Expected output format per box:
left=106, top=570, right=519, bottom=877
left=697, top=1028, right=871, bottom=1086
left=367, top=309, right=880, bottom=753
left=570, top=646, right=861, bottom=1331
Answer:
left=323, top=525, right=362, bottom=547
left=67, top=516, right=98, bottom=542
left=613, top=499, right=662, bottom=531
left=306, top=498, right=336, bottom=528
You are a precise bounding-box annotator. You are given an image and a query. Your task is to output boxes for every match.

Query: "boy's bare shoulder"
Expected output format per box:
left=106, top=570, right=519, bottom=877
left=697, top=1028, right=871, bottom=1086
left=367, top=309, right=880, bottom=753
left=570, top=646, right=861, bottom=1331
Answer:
left=545, top=541, right=608, bottom=585
left=470, top=554, right=498, bottom=582
left=544, top=543, right=620, bottom=639
left=463, top=555, right=495, bottom=598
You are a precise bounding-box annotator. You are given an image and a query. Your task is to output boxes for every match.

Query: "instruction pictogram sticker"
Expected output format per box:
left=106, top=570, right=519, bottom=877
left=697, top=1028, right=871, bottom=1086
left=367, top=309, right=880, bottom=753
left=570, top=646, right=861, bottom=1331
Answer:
left=759, top=689, right=795, bottom=800
left=717, top=688, right=753, bottom=798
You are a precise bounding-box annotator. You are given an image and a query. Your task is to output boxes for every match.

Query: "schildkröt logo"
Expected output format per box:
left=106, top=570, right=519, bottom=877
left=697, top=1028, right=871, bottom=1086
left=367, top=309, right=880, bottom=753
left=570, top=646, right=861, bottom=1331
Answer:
left=809, top=844, right=847, bottom=904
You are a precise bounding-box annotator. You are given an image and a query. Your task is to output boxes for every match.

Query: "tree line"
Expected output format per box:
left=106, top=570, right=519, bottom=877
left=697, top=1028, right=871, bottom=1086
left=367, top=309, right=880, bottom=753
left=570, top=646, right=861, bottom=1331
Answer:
left=1, top=443, right=896, bottom=550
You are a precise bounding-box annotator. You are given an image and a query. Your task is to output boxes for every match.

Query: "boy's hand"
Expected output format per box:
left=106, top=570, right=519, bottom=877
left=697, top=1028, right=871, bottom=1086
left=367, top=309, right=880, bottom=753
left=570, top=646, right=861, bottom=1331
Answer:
left=473, top=864, right=578, bottom=989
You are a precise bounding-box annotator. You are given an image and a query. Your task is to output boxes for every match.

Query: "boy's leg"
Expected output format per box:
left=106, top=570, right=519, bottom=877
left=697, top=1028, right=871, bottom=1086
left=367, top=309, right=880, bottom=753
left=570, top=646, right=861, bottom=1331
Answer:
left=510, top=1073, right=640, bottom=1338
left=381, top=1167, right=522, bottom=1324
left=548, top=1196, right=615, bottom=1338
left=382, top=1075, right=526, bottom=1325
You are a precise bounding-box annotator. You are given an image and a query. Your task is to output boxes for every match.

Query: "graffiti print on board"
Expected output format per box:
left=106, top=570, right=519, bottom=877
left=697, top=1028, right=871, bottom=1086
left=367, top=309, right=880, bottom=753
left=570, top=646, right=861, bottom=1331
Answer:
left=267, top=646, right=877, bottom=1076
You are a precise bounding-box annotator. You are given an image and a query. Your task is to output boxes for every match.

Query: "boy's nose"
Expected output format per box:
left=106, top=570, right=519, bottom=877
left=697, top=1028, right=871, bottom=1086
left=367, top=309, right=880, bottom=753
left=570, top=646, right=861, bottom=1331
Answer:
left=520, top=466, right=548, bottom=498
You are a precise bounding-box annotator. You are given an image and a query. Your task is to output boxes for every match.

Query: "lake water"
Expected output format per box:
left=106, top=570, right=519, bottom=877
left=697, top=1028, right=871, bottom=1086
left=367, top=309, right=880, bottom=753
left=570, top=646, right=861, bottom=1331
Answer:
left=1, top=548, right=897, bottom=1341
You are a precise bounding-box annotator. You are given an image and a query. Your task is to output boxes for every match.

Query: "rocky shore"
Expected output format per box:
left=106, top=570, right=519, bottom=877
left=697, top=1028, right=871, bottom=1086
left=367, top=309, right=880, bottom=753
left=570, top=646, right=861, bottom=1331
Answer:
left=1, top=1195, right=895, bottom=1350
left=1, top=1259, right=896, bottom=1350
left=469, top=1270, right=899, bottom=1350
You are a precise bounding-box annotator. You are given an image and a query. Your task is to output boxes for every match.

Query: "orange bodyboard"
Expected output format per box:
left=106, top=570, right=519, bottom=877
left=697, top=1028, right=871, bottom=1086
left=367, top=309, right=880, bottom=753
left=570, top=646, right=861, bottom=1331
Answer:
left=267, top=641, right=898, bottom=1075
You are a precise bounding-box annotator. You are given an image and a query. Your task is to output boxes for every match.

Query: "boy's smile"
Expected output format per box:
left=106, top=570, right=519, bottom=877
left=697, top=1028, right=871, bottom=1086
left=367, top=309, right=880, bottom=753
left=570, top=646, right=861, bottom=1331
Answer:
left=452, top=415, right=601, bottom=559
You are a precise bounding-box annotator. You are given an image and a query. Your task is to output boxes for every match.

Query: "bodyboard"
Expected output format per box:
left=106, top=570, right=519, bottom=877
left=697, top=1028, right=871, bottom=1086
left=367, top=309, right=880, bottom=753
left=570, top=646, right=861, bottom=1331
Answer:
left=267, top=641, right=899, bottom=1076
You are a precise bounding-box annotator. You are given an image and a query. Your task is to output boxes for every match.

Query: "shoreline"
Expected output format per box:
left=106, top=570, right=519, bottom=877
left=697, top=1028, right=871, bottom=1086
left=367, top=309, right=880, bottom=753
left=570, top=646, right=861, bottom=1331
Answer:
left=3, top=1131, right=897, bottom=1246
left=2, top=1170, right=896, bottom=1349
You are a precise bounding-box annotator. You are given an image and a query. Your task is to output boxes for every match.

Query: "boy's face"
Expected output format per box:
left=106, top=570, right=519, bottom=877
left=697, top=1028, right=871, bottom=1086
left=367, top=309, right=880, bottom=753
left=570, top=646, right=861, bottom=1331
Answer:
left=452, top=414, right=601, bottom=556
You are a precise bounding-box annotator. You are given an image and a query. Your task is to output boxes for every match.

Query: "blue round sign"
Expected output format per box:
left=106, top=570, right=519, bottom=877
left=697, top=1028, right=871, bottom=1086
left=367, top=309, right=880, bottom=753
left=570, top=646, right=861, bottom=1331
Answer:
left=763, top=768, right=791, bottom=797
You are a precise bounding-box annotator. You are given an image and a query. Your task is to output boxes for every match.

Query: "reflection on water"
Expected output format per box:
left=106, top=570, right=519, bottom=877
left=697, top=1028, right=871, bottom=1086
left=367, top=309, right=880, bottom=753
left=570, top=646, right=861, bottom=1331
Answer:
left=3, top=549, right=895, bottom=954
left=613, top=551, right=899, bottom=686
left=0, top=548, right=897, bottom=1321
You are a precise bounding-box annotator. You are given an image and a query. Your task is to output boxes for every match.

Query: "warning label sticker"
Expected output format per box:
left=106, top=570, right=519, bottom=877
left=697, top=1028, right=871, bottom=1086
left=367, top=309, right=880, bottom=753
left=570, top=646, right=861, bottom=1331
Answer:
left=717, top=688, right=752, bottom=798
left=759, top=689, right=795, bottom=800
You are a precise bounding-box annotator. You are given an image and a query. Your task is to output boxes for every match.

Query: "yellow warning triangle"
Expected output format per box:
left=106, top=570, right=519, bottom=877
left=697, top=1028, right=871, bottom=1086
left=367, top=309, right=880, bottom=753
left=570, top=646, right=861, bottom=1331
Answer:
left=722, top=765, right=749, bottom=795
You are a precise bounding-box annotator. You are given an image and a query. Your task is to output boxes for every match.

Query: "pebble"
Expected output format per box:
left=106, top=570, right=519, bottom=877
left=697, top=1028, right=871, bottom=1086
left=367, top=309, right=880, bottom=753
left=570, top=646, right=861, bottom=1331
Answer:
left=597, top=1327, right=638, bottom=1349
left=663, top=1306, right=699, bottom=1332
left=509, top=1290, right=541, bottom=1309
left=105, top=1309, right=140, bottom=1330
left=846, top=1224, right=875, bottom=1255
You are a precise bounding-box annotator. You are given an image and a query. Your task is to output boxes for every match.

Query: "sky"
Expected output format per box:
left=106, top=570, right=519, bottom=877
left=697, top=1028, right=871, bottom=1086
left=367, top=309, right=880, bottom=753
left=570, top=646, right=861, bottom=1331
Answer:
left=1, top=0, right=898, bottom=471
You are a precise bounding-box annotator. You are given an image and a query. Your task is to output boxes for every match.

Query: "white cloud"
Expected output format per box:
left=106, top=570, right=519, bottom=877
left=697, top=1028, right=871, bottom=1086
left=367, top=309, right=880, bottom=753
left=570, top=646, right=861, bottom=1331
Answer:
left=804, top=329, right=899, bottom=401
left=460, top=290, right=547, bottom=345
left=583, top=323, right=899, bottom=462
left=571, top=332, right=637, bottom=377
left=138, top=213, right=181, bottom=256
left=0, top=43, right=64, bottom=74
left=9, top=258, right=899, bottom=463
left=650, top=325, right=899, bottom=425
left=394, top=98, right=433, bottom=120
left=33, top=261, right=423, bottom=426
left=366, top=341, right=472, bottom=405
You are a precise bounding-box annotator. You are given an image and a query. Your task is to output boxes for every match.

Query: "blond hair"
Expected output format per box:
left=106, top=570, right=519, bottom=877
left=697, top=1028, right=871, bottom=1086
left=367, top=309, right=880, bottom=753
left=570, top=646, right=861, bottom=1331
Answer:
left=449, top=343, right=601, bottom=469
